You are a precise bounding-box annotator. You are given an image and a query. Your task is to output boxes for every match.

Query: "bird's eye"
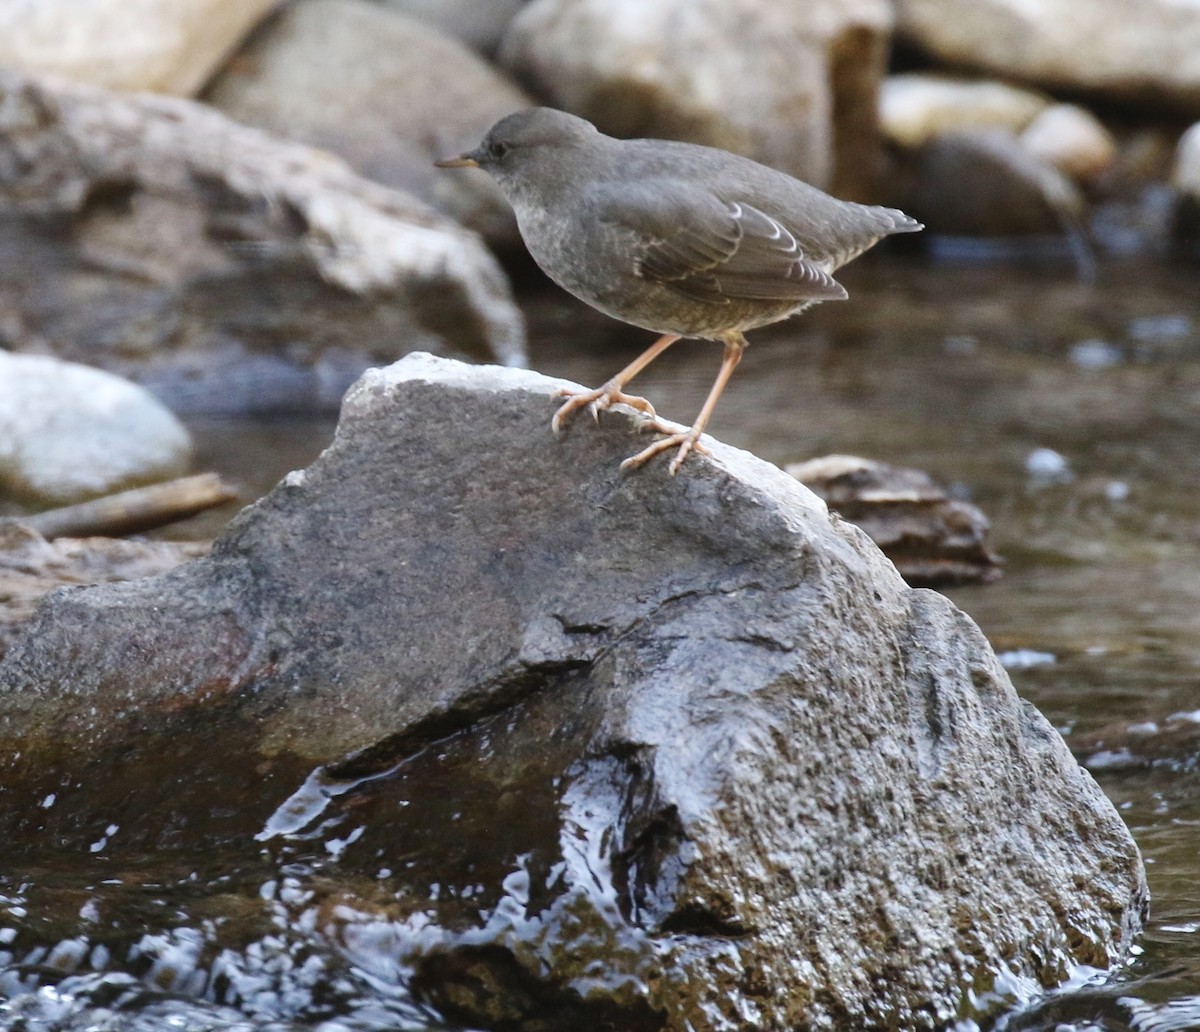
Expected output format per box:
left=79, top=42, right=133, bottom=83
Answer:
left=489, top=141, right=510, bottom=160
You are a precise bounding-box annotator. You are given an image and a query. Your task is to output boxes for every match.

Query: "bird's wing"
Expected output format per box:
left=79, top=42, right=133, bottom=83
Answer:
left=590, top=180, right=848, bottom=305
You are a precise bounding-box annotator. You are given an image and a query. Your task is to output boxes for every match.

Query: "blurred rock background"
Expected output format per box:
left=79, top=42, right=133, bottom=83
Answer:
left=1, top=0, right=1199, bottom=507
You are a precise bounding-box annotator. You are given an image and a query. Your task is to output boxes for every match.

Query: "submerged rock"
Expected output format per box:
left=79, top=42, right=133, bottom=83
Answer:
left=788, top=454, right=1003, bottom=586
left=0, top=356, right=1146, bottom=1030
left=0, top=69, right=525, bottom=413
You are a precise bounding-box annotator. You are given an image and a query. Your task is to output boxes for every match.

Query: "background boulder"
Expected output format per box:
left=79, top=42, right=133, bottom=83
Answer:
left=0, top=0, right=275, bottom=95
left=894, top=0, right=1200, bottom=115
left=499, top=0, right=894, bottom=200
left=0, top=69, right=525, bottom=414
left=0, top=354, right=192, bottom=506
left=206, top=0, right=533, bottom=244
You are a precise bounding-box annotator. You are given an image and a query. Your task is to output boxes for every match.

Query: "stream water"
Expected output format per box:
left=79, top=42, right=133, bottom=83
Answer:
left=2, top=251, right=1198, bottom=1029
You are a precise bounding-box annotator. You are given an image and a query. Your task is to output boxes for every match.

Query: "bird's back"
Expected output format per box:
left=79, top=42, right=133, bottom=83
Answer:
left=611, top=136, right=921, bottom=270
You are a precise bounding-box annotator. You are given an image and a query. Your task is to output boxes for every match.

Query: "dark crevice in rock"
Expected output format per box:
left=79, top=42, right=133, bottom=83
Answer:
left=728, top=631, right=795, bottom=653
left=552, top=614, right=611, bottom=635
left=329, top=658, right=592, bottom=780
left=79, top=176, right=137, bottom=216
left=656, top=901, right=750, bottom=940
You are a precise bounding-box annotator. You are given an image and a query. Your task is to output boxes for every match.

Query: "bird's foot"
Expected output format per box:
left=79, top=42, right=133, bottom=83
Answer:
left=551, top=382, right=657, bottom=434
left=621, top=426, right=709, bottom=476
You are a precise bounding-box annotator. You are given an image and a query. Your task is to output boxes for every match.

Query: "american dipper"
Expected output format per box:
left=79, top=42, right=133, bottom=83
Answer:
left=436, top=108, right=922, bottom=474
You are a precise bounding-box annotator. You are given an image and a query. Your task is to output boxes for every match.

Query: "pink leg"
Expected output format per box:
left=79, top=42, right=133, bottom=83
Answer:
left=622, top=333, right=746, bottom=475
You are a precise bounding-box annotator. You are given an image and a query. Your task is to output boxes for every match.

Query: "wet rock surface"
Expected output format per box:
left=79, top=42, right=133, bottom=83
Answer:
left=0, top=69, right=525, bottom=414
left=0, top=355, right=1146, bottom=1030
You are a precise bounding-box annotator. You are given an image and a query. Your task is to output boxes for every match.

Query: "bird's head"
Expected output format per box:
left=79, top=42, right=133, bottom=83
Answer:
left=435, top=108, right=601, bottom=198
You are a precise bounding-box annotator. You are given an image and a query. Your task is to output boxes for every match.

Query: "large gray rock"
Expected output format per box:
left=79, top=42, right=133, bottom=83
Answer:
left=0, top=0, right=275, bottom=96
left=500, top=0, right=893, bottom=199
left=0, top=69, right=525, bottom=413
left=894, top=0, right=1200, bottom=115
left=206, top=0, right=533, bottom=244
left=0, top=355, right=1146, bottom=1030
left=0, top=353, right=192, bottom=506
left=379, top=0, right=530, bottom=54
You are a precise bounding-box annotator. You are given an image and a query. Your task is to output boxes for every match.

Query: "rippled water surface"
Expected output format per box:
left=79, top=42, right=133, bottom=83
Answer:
left=3, top=252, right=1199, bottom=1030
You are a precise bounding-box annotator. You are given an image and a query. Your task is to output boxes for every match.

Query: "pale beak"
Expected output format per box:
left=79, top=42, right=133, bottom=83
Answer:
left=434, top=153, right=480, bottom=169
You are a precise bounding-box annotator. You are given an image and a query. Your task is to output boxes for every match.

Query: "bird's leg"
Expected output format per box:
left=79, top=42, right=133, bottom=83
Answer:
left=622, top=333, right=746, bottom=476
left=551, top=333, right=681, bottom=433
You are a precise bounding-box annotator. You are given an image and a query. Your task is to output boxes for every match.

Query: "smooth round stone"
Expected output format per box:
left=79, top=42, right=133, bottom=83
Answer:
left=0, top=353, right=192, bottom=506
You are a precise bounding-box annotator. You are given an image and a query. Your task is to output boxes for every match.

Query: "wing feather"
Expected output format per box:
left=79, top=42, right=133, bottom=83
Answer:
left=591, top=181, right=848, bottom=305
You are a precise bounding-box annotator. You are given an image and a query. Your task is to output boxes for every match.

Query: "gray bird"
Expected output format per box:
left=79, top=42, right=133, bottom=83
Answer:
left=436, top=108, right=922, bottom=474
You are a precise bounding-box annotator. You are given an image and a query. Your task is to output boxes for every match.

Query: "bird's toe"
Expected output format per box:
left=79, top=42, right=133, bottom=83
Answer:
left=551, top=389, right=600, bottom=434
left=621, top=429, right=707, bottom=473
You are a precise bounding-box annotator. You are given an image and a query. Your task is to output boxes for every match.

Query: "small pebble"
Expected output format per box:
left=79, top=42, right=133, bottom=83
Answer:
left=1070, top=339, right=1122, bottom=370
left=1127, top=314, right=1192, bottom=341
left=1025, top=447, right=1072, bottom=482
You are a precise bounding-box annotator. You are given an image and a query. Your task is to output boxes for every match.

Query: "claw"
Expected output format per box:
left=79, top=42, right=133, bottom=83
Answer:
left=552, top=384, right=657, bottom=435
left=550, top=389, right=593, bottom=435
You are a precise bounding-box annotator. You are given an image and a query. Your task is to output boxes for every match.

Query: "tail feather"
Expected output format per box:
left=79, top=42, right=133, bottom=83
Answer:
left=878, top=206, right=924, bottom=235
